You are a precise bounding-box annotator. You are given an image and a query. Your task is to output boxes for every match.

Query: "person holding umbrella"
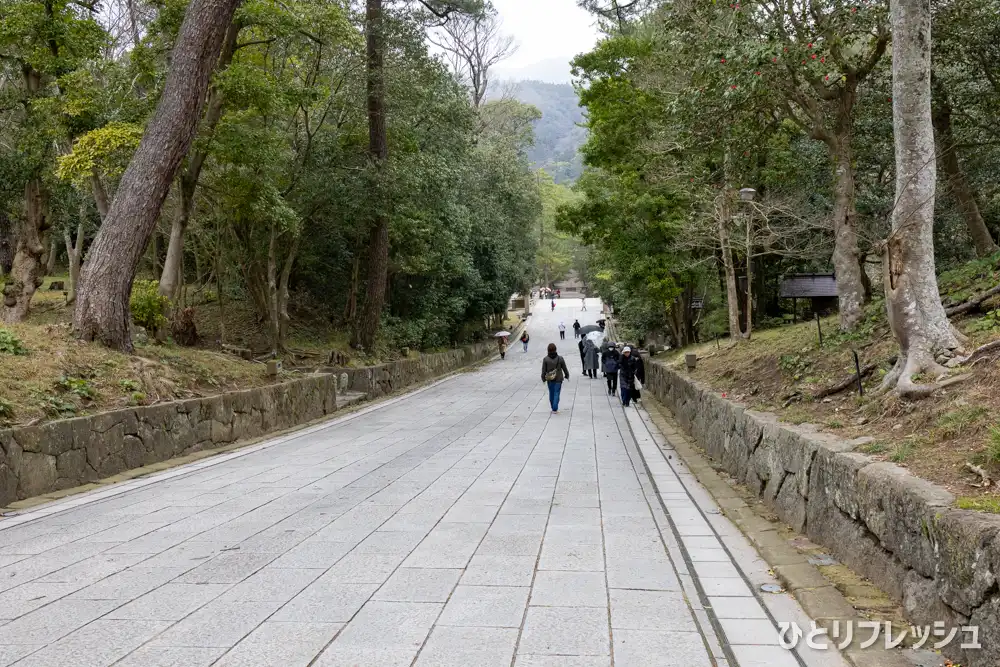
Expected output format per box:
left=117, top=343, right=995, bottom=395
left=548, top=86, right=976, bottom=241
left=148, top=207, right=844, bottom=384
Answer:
left=494, top=330, right=511, bottom=359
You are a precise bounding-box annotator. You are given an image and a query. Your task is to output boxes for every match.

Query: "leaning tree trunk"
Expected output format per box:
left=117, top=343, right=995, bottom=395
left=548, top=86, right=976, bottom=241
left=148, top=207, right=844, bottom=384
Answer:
left=932, top=88, right=999, bottom=258
left=159, top=21, right=239, bottom=301
left=881, top=0, right=962, bottom=397
left=353, top=0, right=390, bottom=352
left=2, top=180, right=48, bottom=323
left=827, top=131, right=868, bottom=331
left=73, top=0, right=241, bottom=352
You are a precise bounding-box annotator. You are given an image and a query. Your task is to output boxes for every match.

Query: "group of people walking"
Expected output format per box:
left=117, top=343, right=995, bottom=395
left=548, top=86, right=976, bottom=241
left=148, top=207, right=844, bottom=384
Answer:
left=541, top=338, right=645, bottom=413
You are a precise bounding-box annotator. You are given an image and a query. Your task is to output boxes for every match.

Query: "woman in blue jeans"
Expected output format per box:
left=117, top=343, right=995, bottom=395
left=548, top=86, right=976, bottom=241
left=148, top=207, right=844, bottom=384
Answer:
left=540, top=343, right=571, bottom=414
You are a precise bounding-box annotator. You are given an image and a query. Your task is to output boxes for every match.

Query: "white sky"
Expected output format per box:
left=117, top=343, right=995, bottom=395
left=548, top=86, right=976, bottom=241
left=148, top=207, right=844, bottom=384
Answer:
left=490, top=0, right=601, bottom=83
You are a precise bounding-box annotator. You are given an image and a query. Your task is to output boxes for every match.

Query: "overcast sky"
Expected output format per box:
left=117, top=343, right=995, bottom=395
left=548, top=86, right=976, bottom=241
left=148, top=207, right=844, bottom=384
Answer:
left=489, top=0, right=601, bottom=83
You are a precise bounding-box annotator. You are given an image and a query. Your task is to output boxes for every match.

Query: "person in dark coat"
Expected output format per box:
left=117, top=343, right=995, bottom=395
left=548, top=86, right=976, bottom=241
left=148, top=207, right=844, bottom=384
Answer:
left=618, top=347, right=646, bottom=407
left=578, top=338, right=586, bottom=375
left=572, top=320, right=581, bottom=339
left=583, top=338, right=599, bottom=378
left=541, top=343, right=571, bottom=413
left=601, top=343, right=620, bottom=396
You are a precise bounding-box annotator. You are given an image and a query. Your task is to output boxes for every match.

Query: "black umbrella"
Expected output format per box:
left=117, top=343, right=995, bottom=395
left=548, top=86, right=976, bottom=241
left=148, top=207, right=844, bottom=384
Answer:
left=578, top=324, right=602, bottom=336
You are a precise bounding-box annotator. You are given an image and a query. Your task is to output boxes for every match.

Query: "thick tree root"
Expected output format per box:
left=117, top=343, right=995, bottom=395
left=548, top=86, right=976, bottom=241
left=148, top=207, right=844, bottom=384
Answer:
left=957, top=340, right=1000, bottom=367
left=880, top=353, right=970, bottom=399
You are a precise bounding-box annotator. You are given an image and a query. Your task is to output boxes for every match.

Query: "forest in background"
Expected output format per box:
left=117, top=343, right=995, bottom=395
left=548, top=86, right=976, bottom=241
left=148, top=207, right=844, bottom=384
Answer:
left=503, top=80, right=586, bottom=184
left=561, top=0, right=1000, bottom=395
left=0, top=0, right=557, bottom=358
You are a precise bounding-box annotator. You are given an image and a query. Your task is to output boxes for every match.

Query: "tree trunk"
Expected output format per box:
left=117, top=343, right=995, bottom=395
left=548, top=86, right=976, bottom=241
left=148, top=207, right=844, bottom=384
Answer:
left=744, top=223, right=753, bottom=340
left=344, top=254, right=360, bottom=322
left=827, top=133, right=867, bottom=331
left=90, top=171, right=110, bottom=221
left=159, top=208, right=189, bottom=302
left=932, top=87, right=999, bottom=258
left=158, top=21, right=239, bottom=300
left=73, top=0, right=241, bottom=352
left=266, top=222, right=280, bottom=357
left=882, top=0, right=961, bottom=397
left=353, top=0, right=390, bottom=352
left=2, top=180, right=48, bottom=323
left=65, top=216, right=85, bottom=306
left=45, top=233, right=58, bottom=276
left=718, top=192, right=741, bottom=341
left=277, top=233, right=301, bottom=351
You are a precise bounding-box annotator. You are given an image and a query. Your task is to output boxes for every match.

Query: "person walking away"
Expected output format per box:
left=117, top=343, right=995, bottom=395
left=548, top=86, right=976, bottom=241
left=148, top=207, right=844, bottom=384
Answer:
left=498, top=337, right=508, bottom=360
left=618, top=347, right=646, bottom=407
left=541, top=344, right=571, bottom=414
left=558, top=322, right=566, bottom=340
left=578, top=339, right=586, bottom=375
left=556, top=289, right=561, bottom=299
left=602, top=343, right=620, bottom=395
left=572, top=319, right=581, bottom=339
left=580, top=297, right=587, bottom=311
left=551, top=299, right=556, bottom=312
left=520, top=331, right=530, bottom=353
left=583, top=338, right=599, bottom=378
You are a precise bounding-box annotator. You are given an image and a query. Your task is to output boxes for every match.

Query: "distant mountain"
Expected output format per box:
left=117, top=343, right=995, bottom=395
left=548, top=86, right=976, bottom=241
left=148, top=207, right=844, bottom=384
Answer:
left=493, top=57, right=577, bottom=84
left=500, top=80, right=588, bottom=184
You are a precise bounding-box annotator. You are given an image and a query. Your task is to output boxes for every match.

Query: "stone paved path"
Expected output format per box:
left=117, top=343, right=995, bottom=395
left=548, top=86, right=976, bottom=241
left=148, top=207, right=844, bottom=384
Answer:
left=0, top=299, right=848, bottom=666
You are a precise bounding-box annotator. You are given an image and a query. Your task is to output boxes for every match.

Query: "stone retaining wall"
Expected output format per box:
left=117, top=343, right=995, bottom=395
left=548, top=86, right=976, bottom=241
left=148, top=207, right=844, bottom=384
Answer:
left=324, top=338, right=503, bottom=399
left=0, top=336, right=504, bottom=508
left=0, top=374, right=338, bottom=506
left=645, top=361, right=1000, bottom=667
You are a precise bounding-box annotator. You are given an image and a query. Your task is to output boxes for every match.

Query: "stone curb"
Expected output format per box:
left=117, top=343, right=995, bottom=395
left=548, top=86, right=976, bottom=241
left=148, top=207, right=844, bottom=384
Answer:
left=643, top=397, right=915, bottom=667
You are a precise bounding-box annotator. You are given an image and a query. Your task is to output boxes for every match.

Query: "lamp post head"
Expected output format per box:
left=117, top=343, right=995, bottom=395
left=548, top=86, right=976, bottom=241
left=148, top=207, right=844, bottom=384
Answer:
left=739, top=187, right=757, bottom=202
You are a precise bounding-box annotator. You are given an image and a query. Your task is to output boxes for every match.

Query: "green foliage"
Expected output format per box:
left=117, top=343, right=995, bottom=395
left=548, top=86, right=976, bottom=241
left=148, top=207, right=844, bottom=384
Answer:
left=56, top=375, right=96, bottom=400
left=936, top=405, right=990, bottom=439
left=987, top=426, right=1000, bottom=466
left=130, top=280, right=170, bottom=333
left=890, top=441, right=916, bottom=464
left=56, top=121, right=144, bottom=184
left=857, top=441, right=890, bottom=455
left=967, top=310, right=1000, bottom=334
left=36, top=393, right=77, bottom=417
left=118, top=379, right=141, bottom=392
left=0, top=329, right=27, bottom=355
left=956, top=496, right=1000, bottom=513
left=0, top=398, right=14, bottom=422
left=779, top=354, right=811, bottom=380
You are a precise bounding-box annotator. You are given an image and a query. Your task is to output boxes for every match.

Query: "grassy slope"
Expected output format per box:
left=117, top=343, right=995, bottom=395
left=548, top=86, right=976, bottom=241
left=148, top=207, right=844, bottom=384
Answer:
left=1, top=276, right=511, bottom=428
left=662, top=254, right=1000, bottom=507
